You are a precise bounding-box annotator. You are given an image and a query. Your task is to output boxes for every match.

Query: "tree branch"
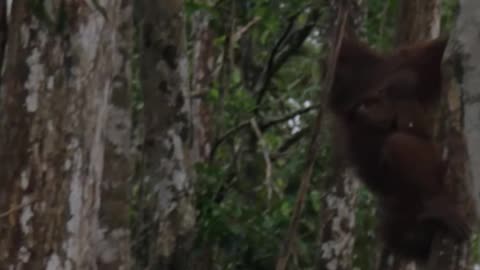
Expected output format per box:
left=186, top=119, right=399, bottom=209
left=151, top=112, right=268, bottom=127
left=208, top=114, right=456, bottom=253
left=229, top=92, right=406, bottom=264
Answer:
left=254, top=7, right=320, bottom=108
left=275, top=127, right=310, bottom=155
left=250, top=118, right=278, bottom=200
left=209, top=104, right=319, bottom=161
left=209, top=120, right=250, bottom=161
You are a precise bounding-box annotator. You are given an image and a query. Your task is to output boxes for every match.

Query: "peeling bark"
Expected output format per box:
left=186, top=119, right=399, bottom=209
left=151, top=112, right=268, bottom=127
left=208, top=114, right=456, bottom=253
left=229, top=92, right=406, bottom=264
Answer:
left=0, top=1, right=133, bottom=269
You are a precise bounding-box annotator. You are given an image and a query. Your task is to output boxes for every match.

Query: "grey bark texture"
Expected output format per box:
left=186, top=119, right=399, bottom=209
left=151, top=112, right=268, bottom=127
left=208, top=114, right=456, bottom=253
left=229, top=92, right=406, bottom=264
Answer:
left=426, top=1, right=480, bottom=267
left=97, top=2, right=135, bottom=270
left=450, top=0, right=480, bottom=227
left=315, top=167, right=358, bottom=270
left=0, top=1, right=133, bottom=269
left=191, top=8, right=215, bottom=163
left=136, top=0, right=196, bottom=269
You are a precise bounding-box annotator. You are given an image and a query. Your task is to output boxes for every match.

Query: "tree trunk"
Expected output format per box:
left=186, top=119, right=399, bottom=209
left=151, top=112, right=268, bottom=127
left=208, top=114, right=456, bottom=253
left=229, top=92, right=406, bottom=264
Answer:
left=395, top=0, right=441, bottom=45
left=454, top=0, right=480, bottom=233
left=426, top=0, right=480, bottom=268
left=315, top=167, right=358, bottom=270
left=0, top=1, right=133, bottom=269
left=135, top=0, right=196, bottom=269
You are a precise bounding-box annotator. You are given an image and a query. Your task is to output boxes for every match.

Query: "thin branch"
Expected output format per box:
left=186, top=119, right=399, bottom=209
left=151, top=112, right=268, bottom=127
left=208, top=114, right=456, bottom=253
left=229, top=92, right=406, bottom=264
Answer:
left=276, top=127, right=310, bottom=155
left=209, top=120, right=250, bottom=161
left=250, top=118, right=278, bottom=201
left=254, top=7, right=317, bottom=107
left=275, top=5, right=349, bottom=270
left=266, top=8, right=320, bottom=80
left=260, top=103, right=321, bottom=130
left=233, top=16, right=261, bottom=43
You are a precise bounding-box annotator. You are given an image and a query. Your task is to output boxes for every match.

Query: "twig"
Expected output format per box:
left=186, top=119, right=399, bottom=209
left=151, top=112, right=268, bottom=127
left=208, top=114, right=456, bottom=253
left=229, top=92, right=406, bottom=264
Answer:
left=275, top=5, right=349, bottom=270
left=0, top=197, right=36, bottom=219
left=233, top=16, right=261, bottom=43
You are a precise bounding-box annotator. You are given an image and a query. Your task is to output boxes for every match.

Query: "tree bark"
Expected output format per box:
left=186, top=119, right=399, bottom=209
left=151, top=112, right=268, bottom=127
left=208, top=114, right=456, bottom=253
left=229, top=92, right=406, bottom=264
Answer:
left=97, top=2, right=135, bottom=269
left=136, top=0, right=196, bottom=269
left=0, top=1, right=133, bottom=269
left=315, top=167, right=358, bottom=270
left=391, top=0, right=475, bottom=269
left=395, top=0, right=441, bottom=45
left=189, top=5, right=215, bottom=270
left=191, top=4, right=215, bottom=163
left=426, top=0, right=480, bottom=268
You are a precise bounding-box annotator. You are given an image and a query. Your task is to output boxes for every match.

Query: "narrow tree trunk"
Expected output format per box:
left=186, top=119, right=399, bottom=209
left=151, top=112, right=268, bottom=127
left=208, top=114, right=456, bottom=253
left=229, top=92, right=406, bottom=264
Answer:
left=189, top=5, right=216, bottom=270
left=0, top=1, right=132, bottom=269
left=315, top=1, right=364, bottom=269
left=136, top=0, right=196, bottom=269
left=191, top=5, right=215, bottom=163
left=315, top=166, right=358, bottom=270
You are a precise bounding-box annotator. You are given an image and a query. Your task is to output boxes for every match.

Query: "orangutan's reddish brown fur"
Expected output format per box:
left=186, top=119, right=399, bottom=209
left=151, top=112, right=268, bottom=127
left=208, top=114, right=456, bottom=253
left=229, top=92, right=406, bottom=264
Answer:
left=329, top=37, right=470, bottom=261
